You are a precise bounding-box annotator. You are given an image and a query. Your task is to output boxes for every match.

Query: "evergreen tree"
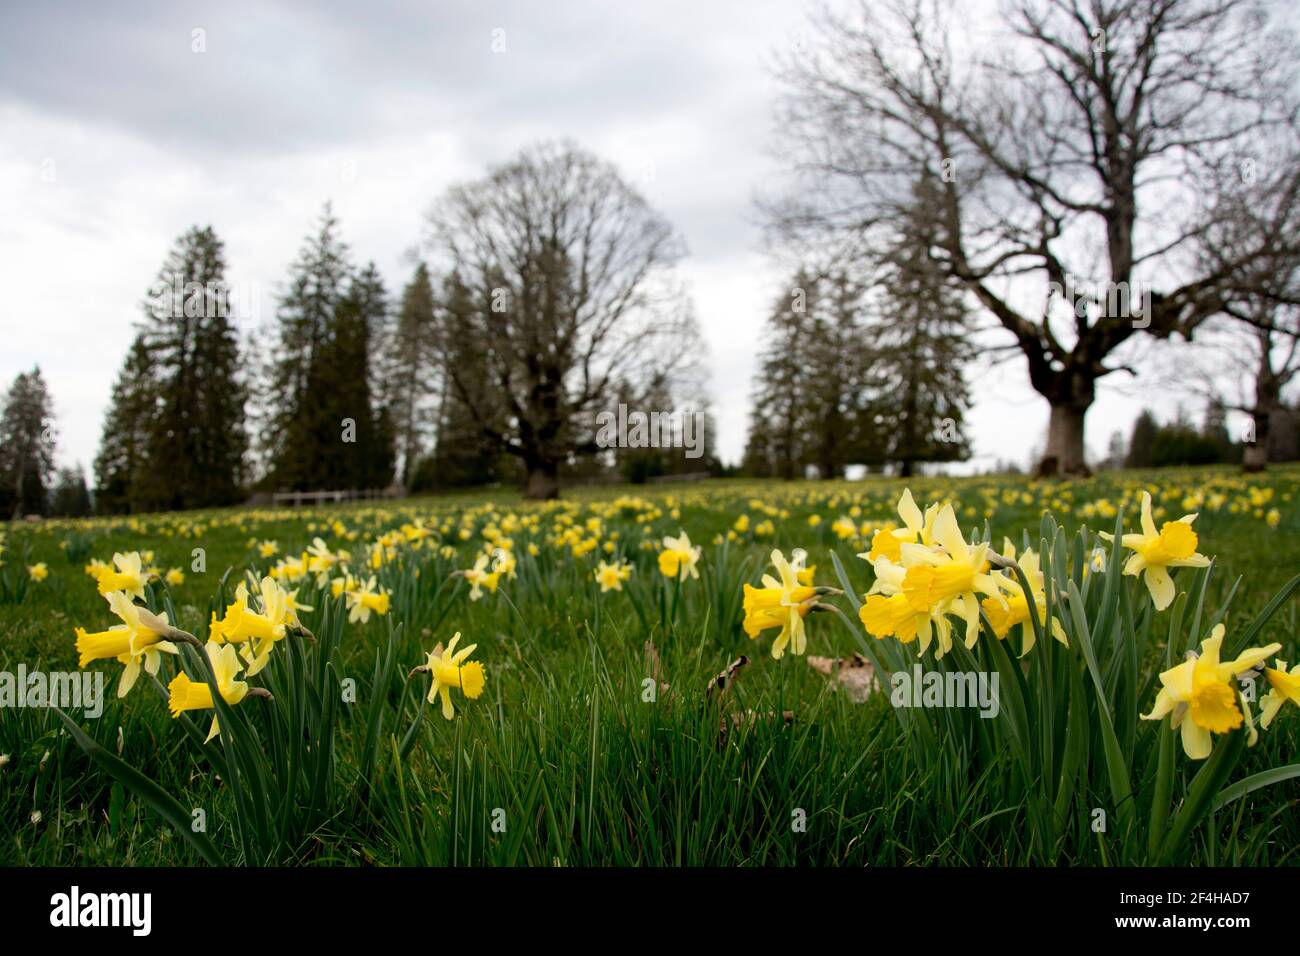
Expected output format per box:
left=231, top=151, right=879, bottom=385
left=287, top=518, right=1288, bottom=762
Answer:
left=803, top=271, right=875, bottom=478
left=385, top=263, right=439, bottom=488
left=744, top=271, right=818, bottom=479
left=429, top=272, right=506, bottom=487
left=50, top=465, right=92, bottom=517
left=94, top=335, right=155, bottom=514
left=1126, top=411, right=1158, bottom=468
left=313, top=262, right=392, bottom=489
left=870, top=239, right=973, bottom=476
left=0, top=367, right=57, bottom=518
left=134, top=226, right=246, bottom=510
left=262, top=204, right=353, bottom=490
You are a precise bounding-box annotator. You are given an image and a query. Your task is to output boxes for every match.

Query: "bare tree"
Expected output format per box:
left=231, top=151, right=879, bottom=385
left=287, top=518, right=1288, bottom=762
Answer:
left=425, top=142, right=696, bottom=498
left=1182, top=306, right=1300, bottom=470
left=765, top=0, right=1300, bottom=475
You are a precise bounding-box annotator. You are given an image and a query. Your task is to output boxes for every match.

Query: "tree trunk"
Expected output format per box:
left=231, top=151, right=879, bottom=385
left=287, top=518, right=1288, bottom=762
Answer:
left=1041, top=402, right=1090, bottom=477
left=1243, top=408, right=1270, bottom=472
left=524, top=459, right=560, bottom=499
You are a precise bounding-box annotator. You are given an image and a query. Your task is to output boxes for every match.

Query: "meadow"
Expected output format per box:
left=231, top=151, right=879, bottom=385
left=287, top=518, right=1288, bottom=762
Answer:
left=1, top=465, right=1298, bottom=866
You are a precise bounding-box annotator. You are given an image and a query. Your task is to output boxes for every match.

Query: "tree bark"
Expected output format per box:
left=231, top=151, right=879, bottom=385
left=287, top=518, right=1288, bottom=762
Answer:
left=524, top=459, right=560, bottom=500
left=1243, top=409, right=1271, bottom=472
left=1042, top=402, right=1090, bottom=477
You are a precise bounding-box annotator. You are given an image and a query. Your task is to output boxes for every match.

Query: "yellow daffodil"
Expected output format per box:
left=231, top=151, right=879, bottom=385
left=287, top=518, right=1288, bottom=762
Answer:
left=859, top=489, right=937, bottom=563
left=345, top=576, right=391, bottom=623
left=981, top=540, right=1067, bottom=656
left=595, top=560, right=632, bottom=592
left=167, top=641, right=251, bottom=742
left=94, top=551, right=148, bottom=600
left=1260, top=660, right=1300, bottom=730
left=164, top=567, right=185, bottom=586
left=209, top=582, right=285, bottom=646
left=658, top=530, right=702, bottom=580
left=1141, top=625, right=1281, bottom=758
left=460, top=553, right=501, bottom=600
left=239, top=576, right=310, bottom=676
left=1103, top=491, right=1210, bottom=611
left=27, top=562, right=48, bottom=582
left=742, top=548, right=826, bottom=659
left=419, top=633, right=487, bottom=720
left=75, top=591, right=178, bottom=697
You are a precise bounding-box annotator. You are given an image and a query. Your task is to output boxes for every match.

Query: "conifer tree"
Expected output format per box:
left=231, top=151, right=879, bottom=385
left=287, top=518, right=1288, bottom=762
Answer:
left=134, top=226, right=247, bottom=510
left=50, top=465, right=92, bottom=517
left=0, top=367, right=57, bottom=518
left=261, top=204, right=353, bottom=490
left=94, top=335, right=155, bottom=514
left=385, top=263, right=439, bottom=488
left=869, top=241, right=974, bottom=476
left=745, top=272, right=818, bottom=479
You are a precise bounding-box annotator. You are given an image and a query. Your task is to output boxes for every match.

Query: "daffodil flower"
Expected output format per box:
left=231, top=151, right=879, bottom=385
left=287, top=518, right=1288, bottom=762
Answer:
left=167, top=641, right=252, bottom=742
left=981, top=540, right=1067, bottom=656
left=1260, top=660, right=1300, bottom=730
left=859, top=489, right=938, bottom=563
left=27, top=562, right=48, bottom=582
left=1141, top=625, right=1281, bottom=758
left=345, top=575, right=390, bottom=623
left=416, top=633, right=487, bottom=720
left=460, top=553, right=501, bottom=600
left=899, top=504, right=1004, bottom=653
left=75, top=591, right=178, bottom=697
left=241, top=576, right=311, bottom=676
left=742, top=549, right=831, bottom=659
left=595, top=560, right=632, bottom=592
left=1102, top=491, right=1210, bottom=611
left=658, top=530, right=702, bottom=580
left=209, top=581, right=285, bottom=646
left=860, top=556, right=954, bottom=655
left=94, top=551, right=149, bottom=600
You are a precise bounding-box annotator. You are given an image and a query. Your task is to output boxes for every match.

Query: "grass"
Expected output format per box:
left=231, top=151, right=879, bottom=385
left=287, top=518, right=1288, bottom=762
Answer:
left=2, top=464, right=1298, bottom=866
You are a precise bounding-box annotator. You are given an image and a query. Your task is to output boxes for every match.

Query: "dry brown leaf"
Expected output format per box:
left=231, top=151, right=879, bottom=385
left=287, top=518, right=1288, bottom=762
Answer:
left=807, top=653, right=878, bottom=703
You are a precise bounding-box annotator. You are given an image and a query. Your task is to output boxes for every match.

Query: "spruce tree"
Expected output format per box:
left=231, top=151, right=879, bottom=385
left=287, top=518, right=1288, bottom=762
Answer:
left=869, top=240, right=974, bottom=476
left=134, top=226, right=247, bottom=510
left=745, top=271, right=818, bottom=479
left=51, top=465, right=93, bottom=517
left=1126, top=411, right=1158, bottom=468
left=312, top=261, right=390, bottom=489
left=262, top=204, right=353, bottom=490
left=0, top=367, right=57, bottom=518
left=385, top=263, right=439, bottom=488
left=94, top=335, right=155, bottom=514
left=430, top=272, right=504, bottom=487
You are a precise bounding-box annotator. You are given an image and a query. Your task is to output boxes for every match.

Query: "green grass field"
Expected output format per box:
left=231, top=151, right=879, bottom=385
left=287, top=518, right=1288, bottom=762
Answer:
left=2, top=465, right=1298, bottom=866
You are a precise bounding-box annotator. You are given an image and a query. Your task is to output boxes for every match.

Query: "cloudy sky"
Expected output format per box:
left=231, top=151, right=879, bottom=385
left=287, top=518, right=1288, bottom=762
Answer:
left=0, top=0, right=1218, bottom=477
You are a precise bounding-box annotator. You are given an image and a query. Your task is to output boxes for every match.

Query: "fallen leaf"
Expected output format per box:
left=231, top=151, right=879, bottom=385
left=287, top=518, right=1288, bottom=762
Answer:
left=807, top=653, right=877, bottom=703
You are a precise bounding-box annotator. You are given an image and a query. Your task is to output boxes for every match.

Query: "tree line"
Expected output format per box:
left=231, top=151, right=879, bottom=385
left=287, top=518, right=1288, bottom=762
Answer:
left=760, top=0, right=1300, bottom=477
left=0, top=143, right=715, bottom=516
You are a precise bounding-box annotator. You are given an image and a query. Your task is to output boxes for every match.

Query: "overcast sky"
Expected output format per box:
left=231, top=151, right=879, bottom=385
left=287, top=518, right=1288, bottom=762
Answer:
left=0, top=0, right=1226, bottom=478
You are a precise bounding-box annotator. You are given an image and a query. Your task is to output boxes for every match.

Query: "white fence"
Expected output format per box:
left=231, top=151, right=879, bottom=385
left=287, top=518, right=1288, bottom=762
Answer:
left=270, top=488, right=398, bottom=508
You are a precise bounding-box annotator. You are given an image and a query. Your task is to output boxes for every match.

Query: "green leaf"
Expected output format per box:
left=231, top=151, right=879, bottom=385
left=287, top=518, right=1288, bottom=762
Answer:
left=55, top=708, right=223, bottom=865
left=1211, top=763, right=1300, bottom=812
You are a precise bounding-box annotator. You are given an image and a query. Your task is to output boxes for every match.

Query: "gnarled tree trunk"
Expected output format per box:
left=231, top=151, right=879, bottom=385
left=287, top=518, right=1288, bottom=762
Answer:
left=1036, top=367, right=1095, bottom=478
left=524, top=458, right=560, bottom=499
